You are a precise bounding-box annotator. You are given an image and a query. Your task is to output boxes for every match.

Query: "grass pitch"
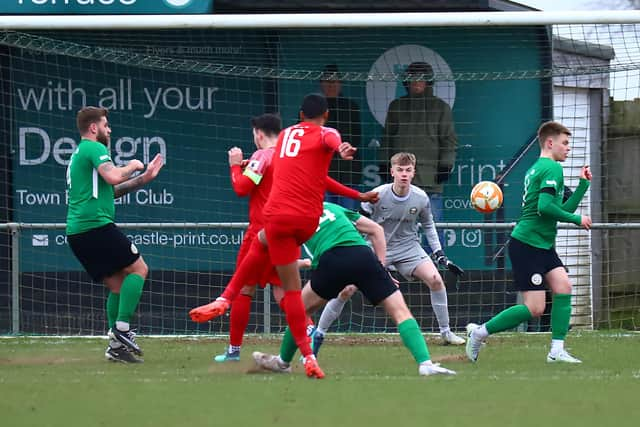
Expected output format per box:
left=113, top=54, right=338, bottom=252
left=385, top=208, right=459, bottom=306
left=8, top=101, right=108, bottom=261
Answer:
left=1, top=332, right=639, bottom=427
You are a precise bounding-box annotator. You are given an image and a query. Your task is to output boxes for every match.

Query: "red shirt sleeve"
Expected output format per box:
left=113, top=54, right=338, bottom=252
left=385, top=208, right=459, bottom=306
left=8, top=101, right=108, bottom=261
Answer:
left=326, top=176, right=359, bottom=200
left=230, top=165, right=255, bottom=197
left=321, top=126, right=342, bottom=151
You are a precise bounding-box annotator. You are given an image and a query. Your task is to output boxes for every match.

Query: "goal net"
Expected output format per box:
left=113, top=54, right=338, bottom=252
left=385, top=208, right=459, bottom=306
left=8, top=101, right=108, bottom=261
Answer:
left=1, top=12, right=639, bottom=336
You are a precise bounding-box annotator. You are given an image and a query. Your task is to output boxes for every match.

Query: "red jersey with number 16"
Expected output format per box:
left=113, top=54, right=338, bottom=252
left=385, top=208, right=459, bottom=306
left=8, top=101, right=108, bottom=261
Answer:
left=264, top=122, right=342, bottom=218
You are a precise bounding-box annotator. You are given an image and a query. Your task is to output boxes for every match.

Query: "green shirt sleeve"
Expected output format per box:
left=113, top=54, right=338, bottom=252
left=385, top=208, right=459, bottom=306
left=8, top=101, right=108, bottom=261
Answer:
left=85, top=142, right=112, bottom=169
left=539, top=163, right=563, bottom=194
left=343, top=208, right=361, bottom=223
left=538, top=192, right=581, bottom=225
left=562, top=178, right=590, bottom=213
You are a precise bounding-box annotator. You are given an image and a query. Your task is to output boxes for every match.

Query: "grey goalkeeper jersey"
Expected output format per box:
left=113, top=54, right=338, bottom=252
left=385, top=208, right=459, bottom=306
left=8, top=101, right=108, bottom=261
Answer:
left=361, top=183, right=441, bottom=254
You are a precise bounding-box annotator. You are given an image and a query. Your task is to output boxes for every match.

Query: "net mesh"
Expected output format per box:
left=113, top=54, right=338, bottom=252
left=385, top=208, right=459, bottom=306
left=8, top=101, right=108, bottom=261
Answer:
left=0, top=21, right=638, bottom=336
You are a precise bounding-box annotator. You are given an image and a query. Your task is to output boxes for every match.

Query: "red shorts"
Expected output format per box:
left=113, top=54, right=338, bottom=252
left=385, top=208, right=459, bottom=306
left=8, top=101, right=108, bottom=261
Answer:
left=237, top=226, right=280, bottom=288
left=264, top=214, right=318, bottom=266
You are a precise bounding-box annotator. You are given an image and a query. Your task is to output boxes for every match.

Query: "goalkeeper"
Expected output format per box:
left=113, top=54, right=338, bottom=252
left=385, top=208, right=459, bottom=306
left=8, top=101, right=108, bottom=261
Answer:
left=310, top=152, right=465, bottom=356
left=251, top=201, right=456, bottom=377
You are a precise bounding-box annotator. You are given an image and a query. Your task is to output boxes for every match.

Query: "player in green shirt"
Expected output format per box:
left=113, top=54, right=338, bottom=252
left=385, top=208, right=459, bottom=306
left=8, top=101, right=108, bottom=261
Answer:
left=465, top=121, right=592, bottom=364
left=66, top=106, right=164, bottom=363
left=252, top=202, right=456, bottom=377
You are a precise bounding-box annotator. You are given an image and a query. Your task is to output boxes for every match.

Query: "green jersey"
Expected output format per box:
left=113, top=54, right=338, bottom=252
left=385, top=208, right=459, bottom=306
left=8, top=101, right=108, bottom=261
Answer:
left=66, top=138, right=115, bottom=235
left=304, top=202, right=367, bottom=268
left=511, top=157, right=582, bottom=249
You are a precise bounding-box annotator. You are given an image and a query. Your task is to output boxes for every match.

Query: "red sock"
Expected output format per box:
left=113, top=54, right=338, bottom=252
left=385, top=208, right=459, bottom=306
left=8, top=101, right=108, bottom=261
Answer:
left=229, top=294, right=252, bottom=347
left=221, top=238, right=269, bottom=301
left=282, top=290, right=313, bottom=358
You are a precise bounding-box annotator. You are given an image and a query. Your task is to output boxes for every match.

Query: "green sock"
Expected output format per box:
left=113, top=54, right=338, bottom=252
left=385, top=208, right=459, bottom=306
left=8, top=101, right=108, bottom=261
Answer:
left=485, top=304, right=533, bottom=334
left=398, top=318, right=430, bottom=364
left=551, top=293, right=572, bottom=340
left=116, top=273, right=145, bottom=324
left=106, top=292, right=120, bottom=329
left=279, top=327, right=298, bottom=364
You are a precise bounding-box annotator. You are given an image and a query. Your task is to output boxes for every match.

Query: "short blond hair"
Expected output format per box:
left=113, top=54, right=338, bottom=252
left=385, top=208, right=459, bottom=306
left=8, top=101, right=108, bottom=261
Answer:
left=390, top=152, right=416, bottom=167
left=538, top=121, right=571, bottom=148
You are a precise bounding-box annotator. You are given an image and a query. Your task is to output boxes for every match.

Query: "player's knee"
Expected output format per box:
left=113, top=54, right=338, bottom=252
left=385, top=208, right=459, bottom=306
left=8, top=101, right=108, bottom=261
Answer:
left=427, top=276, right=445, bottom=290
left=528, top=304, right=545, bottom=318
left=339, top=285, right=357, bottom=300
left=134, top=258, right=149, bottom=279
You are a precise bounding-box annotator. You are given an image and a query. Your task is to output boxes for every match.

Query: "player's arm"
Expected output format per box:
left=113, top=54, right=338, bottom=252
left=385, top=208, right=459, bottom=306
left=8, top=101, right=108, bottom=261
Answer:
left=98, top=159, right=144, bottom=186
left=323, top=127, right=357, bottom=160
left=354, top=215, right=386, bottom=265
left=537, top=165, right=589, bottom=226
left=325, top=177, right=379, bottom=203
left=418, top=203, right=442, bottom=254
left=538, top=189, right=582, bottom=225
left=114, top=154, right=164, bottom=198
left=228, top=147, right=255, bottom=197
left=562, top=166, right=591, bottom=213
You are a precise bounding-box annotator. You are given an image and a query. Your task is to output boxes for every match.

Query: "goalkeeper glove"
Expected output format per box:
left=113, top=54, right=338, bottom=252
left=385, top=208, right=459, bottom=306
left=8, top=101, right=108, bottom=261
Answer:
left=432, top=249, right=465, bottom=277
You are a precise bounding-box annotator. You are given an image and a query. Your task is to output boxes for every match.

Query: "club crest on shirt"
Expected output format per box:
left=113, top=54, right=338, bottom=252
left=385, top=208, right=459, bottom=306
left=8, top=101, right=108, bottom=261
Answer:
left=409, top=207, right=418, bottom=214
left=530, top=273, right=543, bottom=286
left=248, top=160, right=260, bottom=171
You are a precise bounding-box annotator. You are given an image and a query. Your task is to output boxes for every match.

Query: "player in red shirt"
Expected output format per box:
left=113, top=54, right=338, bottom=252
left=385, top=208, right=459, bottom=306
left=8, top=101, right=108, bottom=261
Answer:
left=191, top=94, right=370, bottom=378
left=214, top=113, right=284, bottom=363
left=204, top=109, right=378, bottom=367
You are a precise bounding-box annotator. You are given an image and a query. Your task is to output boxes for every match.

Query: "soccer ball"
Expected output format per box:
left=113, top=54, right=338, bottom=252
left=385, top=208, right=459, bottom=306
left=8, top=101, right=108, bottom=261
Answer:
left=470, top=181, right=503, bottom=214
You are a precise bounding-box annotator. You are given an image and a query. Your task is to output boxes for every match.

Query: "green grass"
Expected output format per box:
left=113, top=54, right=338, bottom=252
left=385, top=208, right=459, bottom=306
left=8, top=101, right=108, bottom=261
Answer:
left=1, top=332, right=639, bottom=427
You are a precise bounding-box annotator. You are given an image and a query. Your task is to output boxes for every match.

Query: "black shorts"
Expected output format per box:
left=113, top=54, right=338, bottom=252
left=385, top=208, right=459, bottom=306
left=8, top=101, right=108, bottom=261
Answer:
left=508, top=237, right=564, bottom=291
left=67, top=223, right=140, bottom=282
left=310, top=245, right=398, bottom=306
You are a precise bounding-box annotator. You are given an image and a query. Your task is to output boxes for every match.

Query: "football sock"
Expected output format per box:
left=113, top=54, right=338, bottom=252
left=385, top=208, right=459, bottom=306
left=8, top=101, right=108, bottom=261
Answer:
left=282, top=290, right=313, bottom=358
left=229, top=294, right=252, bottom=347
left=551, top=293, right=572, bottom=341
left=485, top=304, right=533, bottom=334
left=116, top=273, right=145, bottom=327
left=430, top=289, right=450, bottom=332
left=317, top=297, right=348, bottom=334
left=106, top=292, right=120, bottom=329
left=472, top=324, right=489, bottom=340
left=398, top=318, right=430, bottom=364
left=550, top=339, right=564, bottom=354
left=221, top=238, right=269, bottom=301
left=280, top=327, right=298, bottom=364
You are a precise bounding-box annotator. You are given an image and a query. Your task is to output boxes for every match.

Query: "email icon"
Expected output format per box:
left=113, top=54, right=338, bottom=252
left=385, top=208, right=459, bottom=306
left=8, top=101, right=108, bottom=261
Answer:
left=32, top=234, right=49, bottom=247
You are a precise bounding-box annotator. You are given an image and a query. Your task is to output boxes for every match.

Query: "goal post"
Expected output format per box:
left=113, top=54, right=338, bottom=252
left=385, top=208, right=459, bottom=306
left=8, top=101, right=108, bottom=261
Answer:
left=1, top=11, right=639, bottom=336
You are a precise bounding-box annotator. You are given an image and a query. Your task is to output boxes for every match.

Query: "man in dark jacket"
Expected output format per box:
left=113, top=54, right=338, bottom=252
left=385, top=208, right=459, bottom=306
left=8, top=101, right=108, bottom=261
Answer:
left=381, top=61, right=458, bottom=253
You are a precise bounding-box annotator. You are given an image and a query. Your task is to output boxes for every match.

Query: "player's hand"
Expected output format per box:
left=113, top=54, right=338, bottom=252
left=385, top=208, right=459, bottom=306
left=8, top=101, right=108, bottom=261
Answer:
left=338, top=142, right=357, bottom=160
left=432, top=250, right=465, bottom=277
left=445, top=260, right=465, bottom=277
left=581, top=165, right=592, bottom=181
left=580, top=215, right=592, bottom=230
left=189, top=297, right=230, bottom=323
left=128, top=159, right=145, bottom=171
left=358, top=191, right=379, bottom=203
left=297, top=258, right=312, bottom=270
left=228, top=147, right=244, bottom=166
left=143, top=154, right=164, bottom=182
left=389, top=272, right=400, bottom=287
